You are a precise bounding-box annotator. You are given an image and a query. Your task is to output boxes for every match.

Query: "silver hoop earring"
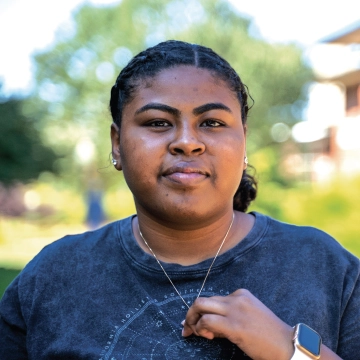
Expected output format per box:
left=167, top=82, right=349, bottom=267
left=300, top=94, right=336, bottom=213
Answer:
left=112, top=158, right=117, bottom=166
left=244, top=156, right=248, bottom=165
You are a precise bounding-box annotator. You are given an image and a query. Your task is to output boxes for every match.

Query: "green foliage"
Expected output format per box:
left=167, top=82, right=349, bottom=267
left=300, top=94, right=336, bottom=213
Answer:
left=249, top=175, right=360, bottom=258
left=29, top=0, right=312, bottom=189
left=0, top=95, right=58, bottom=185
left=0, top=268, right=20, bottom=298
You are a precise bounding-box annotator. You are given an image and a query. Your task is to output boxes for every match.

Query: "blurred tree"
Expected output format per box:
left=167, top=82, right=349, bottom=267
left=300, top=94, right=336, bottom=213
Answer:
left=30, top=0, right=313, bottom=188
left=0, top=92, right=58, bottom=185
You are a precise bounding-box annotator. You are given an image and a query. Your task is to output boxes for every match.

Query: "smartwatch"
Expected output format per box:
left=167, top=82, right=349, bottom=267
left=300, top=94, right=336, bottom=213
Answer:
left=290, top=323, right=322, bottom=359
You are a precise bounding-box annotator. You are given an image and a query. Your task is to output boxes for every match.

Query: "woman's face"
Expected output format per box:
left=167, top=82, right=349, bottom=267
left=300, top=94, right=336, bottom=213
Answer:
left=111, top=65, right=246, bottom=223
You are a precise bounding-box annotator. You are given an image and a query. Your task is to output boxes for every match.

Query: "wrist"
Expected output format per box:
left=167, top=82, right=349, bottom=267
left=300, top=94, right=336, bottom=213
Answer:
left=290, top=323, right=322, bottom=359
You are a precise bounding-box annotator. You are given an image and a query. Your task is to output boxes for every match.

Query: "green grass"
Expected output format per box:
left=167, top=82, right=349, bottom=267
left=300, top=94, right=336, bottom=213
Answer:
left=0, top=268, right=21, bottom=298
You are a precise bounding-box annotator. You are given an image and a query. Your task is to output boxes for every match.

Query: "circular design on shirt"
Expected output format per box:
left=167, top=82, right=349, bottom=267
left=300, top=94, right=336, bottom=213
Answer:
left=165, top=338, right=222, bottom=359
left=103, top=292, right=240, bottom=359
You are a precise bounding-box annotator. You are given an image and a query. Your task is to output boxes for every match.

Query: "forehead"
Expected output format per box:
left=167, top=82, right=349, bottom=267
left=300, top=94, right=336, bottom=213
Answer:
left=126, top=65, right=240, bottom=112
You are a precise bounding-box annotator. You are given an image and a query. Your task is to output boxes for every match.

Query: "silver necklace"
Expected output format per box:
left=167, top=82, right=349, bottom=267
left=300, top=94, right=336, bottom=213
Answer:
left=138, top=213, right=235, bottom=309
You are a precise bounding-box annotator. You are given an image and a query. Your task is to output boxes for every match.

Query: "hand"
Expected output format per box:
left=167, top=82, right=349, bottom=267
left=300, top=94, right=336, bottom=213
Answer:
left=182, top=289, right=294, bottom=360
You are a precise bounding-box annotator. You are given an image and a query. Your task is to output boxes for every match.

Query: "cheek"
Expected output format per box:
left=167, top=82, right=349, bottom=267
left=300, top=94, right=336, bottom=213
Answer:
left=119, top=135, right=159, bottom=190
left=211, top=132, right=245, bottom=162
left=119, top=139, right=140, bottom=181
left=215, top=135, right=245, bottom=185
left=120, top=131, right=147, bottom=165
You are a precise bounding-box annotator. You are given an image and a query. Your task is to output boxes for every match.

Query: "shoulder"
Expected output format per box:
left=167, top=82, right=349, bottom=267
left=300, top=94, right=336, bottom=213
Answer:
left=5, top=217, right=133, bottom=319
left=252, top=211, right=360, bottom=272
left=254, top=211, right=354, bottom=249
left=17, top=216, right=133, bottom=287
left=36, top=218, right=125, bottom=258
left=253, top=212, right=360, bottom=322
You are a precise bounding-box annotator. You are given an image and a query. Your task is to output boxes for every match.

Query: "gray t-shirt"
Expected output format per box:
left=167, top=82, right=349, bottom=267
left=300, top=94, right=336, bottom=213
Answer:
left=1, top=212, right=359, bottom=359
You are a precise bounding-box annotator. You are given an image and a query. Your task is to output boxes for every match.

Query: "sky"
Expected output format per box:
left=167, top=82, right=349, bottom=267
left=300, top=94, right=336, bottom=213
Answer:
left=0, top=0, right=359, bottom=96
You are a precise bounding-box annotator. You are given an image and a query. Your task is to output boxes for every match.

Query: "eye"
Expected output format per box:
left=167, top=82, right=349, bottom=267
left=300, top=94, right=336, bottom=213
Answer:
left=200, top=119, right=225, bottom=127
left=145, top=120, right=172, bottom=127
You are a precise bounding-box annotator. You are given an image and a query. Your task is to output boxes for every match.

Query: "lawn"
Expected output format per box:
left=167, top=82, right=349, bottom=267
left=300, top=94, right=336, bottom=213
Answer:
left=0, top=268, right=21, bottom=298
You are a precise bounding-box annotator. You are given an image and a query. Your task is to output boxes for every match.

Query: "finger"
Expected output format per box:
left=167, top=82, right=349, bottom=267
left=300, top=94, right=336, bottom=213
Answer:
left=192, top=313, right=229, bottom=339
left=182, top=323, right=193, bottom=337
left=182, top=317, right=217, bottom=339
left=182, top=317, right=199, bottom=337
left=185, top=296, right=228, bottom=326
left=183, top=310, right=230, bottom=339
left=181, top=319, right=193, bottom=337
left=183, top=297, right=230, bottom=337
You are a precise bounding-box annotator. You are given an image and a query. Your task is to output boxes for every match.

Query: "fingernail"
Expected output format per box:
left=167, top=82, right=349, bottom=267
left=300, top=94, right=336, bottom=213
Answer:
left=181, top=320, right=185, bottom=326
left=182, top=328, right=185, bottom=337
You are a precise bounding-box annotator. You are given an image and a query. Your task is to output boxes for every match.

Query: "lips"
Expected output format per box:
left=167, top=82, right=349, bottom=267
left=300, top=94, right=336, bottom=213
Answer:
left=162, top=163, right=209, bottom=185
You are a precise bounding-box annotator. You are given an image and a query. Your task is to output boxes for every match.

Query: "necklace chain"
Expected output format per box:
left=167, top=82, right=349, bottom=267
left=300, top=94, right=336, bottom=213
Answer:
left=138, top=213, right=235, bottom=309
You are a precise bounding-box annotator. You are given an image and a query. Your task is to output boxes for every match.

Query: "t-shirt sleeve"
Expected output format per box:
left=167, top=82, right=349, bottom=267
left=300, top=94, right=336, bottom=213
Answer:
left=0, top=275, right=28, bottom=359
left=337, top=271, right=360, bottom=359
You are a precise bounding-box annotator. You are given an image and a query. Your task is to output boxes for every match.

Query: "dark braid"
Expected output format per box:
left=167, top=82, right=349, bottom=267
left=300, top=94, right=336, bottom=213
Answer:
left=110, top=40, right=257, bottom=212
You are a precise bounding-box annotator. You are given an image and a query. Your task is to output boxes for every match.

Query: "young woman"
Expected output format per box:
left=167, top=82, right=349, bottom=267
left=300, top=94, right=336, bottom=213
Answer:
left=1, top=40, right=359, bottom=359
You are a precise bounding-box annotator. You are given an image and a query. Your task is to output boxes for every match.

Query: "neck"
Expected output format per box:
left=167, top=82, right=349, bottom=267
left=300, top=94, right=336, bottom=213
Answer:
left=132, top=209, right=254, bottom=266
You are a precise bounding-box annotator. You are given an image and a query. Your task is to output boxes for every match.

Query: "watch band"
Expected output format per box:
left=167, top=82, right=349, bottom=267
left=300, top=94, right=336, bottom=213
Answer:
left=290, top=346, right=317, bottom=360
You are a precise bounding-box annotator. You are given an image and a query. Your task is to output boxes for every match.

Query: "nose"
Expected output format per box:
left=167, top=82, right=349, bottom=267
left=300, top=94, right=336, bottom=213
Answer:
left=169, top=124, right=205, bottom=156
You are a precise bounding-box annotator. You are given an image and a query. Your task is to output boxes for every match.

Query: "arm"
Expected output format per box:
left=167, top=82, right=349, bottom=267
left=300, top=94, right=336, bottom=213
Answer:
left=0, top=276, right=28, bottom=359
left=182, top=289, right=342, bottom=360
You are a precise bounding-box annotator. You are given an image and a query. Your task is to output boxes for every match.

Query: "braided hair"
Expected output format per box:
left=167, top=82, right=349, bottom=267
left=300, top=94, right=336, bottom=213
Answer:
left=110, top=40, right=257, bottom=212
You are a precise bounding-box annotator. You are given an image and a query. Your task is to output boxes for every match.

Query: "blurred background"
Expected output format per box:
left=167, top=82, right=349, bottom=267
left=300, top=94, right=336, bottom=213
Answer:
left=1, top=0, right=360, bottom=296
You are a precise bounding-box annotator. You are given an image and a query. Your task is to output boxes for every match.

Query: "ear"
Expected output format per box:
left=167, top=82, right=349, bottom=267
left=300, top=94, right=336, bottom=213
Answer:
left=243, top=124, right=247, bottom=136
left=110, top=122, right=122, bottom=171
left=243, top=124, right=247, bottom=170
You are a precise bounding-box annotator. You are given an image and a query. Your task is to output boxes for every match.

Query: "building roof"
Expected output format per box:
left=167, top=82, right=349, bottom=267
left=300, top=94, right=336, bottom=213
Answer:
left=327, top=68, right=360, bottom=87
left=321, top=20, right=360, bottom=44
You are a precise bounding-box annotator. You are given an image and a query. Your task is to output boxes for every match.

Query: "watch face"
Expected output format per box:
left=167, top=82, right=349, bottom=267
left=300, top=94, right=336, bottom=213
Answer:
left=297, top=324, right=321, bottom=356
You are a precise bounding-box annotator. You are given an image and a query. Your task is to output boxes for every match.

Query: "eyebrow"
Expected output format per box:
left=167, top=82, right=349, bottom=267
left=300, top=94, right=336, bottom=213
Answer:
left=135, top=102, right=232, bottom=117
left=135, top=103, right=180, bottom=117
left=193, top=102, right=232, bottom=116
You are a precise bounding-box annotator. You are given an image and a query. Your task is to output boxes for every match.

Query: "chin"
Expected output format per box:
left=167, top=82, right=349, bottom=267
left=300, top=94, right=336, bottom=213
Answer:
left=149, top=202, right=228, bottom=227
